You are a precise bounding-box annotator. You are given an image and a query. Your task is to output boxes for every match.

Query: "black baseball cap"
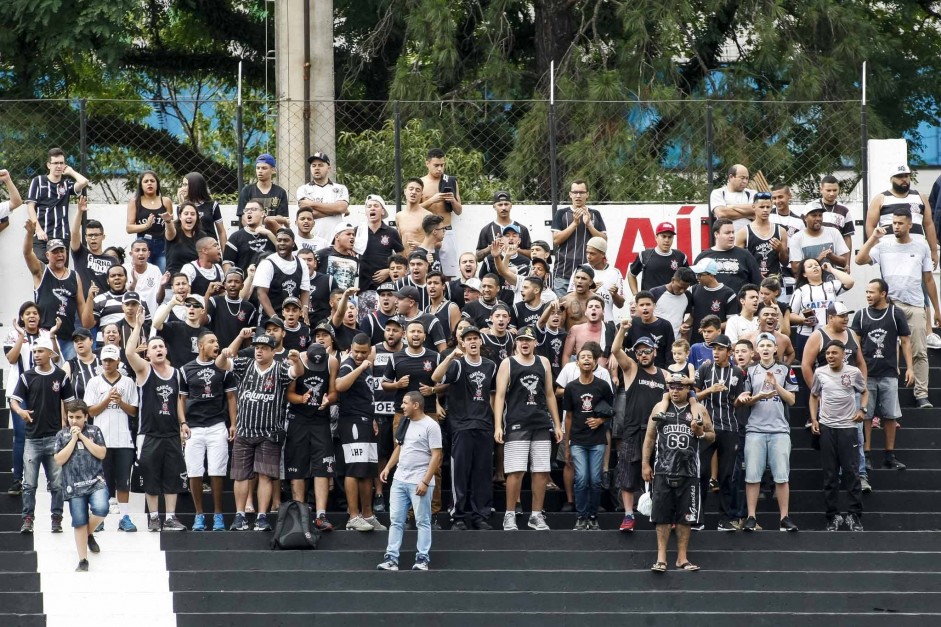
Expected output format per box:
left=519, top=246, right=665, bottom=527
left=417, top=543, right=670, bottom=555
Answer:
left=251, top=333, right=275, bottom=348
left=395, top=286, right=421, bottom=301
left=306, top=343, right=328, bottom=371
left=71, top=327, right=92, bottom=340
left=264, top=316, right=286, bottom=330
left=307, top=152, right=330, bottom=165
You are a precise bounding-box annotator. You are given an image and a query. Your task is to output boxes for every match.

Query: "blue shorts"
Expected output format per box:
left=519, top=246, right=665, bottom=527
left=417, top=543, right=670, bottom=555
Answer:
left=67, top=485, right=110, bottom=528
left=744, top=432, right=791, bottom=484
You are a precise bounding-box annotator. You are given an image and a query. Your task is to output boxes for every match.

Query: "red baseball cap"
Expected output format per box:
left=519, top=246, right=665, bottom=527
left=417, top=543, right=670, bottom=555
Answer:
left=655, top=221, right=676, bottom=235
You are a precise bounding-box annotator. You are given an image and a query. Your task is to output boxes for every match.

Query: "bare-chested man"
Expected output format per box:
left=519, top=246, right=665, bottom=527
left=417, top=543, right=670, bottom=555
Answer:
left=740, top=303, right=796, bottom=365
left=559, top=265, right=596, bottom=330
left=397, top=178, right=432, bottom=256
left=420, top=148, right=463, bottom=278
left=562, top=295, right=609, bottom=367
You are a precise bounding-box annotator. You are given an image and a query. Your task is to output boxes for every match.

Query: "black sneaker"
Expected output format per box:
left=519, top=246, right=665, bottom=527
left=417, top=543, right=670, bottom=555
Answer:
left=75, top=559, right=89, bottom=572
left=514, top=503, right=523, bottom=515
left=883, top=454, right=907, bottom=470
left=7, top=480, right=23, bottom=496
left=451, top=520, right=468, bottom=530
left=845, top=513, right=864, bottom=532
left=742, top=516, right=758, bottom=532
left=373, top=494, right=386, bottom=513
left=779, top=516, right=799, bottom=532
left=825, top=515, right=843, bottom=531
left=717, top=519, right=737, bottom=532
left=917, top=397, right=933, bottom=409
left=87, top=535, right=100, bottom=553
left=864, top=452, right=873, bottom=471
left=20, top=516, right=34, bottom=534
left=51, top=514, right=63, bottom=533
left=472, top=519, right=493, bottom=530
left=689, top=523, right=705, bottom=531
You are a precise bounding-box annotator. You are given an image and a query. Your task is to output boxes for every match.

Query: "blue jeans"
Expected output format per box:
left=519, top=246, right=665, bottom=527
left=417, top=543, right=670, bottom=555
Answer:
left=570, top=443, right=605, bottom=517
left=385, top=478, right=432, bottom=562
left=68, top=486, right=110, bottom=527
left=58, top=339, right=76, bottom=362
left=553, top=275, right=571, bottom=298
left=22, top=436, right=63, bottom=518
left=146, top=236, right=167, bottom=273
left=10, top=407, right=25, bottom=481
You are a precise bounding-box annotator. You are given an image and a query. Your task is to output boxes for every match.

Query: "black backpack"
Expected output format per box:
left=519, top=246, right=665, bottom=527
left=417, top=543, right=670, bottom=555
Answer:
left=270, top=500, right=320, bottom=550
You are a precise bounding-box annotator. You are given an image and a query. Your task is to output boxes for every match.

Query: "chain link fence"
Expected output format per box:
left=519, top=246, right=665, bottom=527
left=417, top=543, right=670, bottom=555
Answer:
left=0, top=97, right=864, bottom=206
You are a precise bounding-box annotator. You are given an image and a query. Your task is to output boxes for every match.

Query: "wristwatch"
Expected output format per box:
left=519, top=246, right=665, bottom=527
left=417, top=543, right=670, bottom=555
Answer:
left=859, top=407, right=868, bottom=415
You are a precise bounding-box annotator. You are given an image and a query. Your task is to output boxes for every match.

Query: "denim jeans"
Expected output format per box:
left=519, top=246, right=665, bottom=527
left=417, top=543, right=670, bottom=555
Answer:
left=22, top=436, right=63, bottom=518
left=553, top=276, right=571, bottom=298
left=58, top=339, right=76, bottom=362
left=570, top=443, right=605, bottom=517
left=68, top=486, right=110, bottom=528
left=10, top=408, right=25, bottom=481
left=385, top=478, right=432, bottom=562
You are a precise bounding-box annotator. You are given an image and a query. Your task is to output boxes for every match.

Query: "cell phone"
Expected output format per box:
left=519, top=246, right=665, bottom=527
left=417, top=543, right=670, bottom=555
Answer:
left=442, top=186, right=454, bottom=194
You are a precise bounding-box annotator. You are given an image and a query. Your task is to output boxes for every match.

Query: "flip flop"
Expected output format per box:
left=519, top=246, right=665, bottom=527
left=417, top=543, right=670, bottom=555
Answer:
left=676, top=561, right=700, bottom=572
left=650, top=561, right=667, bottom=573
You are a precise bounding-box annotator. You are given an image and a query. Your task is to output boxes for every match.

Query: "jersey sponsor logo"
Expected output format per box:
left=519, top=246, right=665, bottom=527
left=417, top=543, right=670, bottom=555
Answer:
left=638, top=377, right=665, bottom=390
left=787, top=368, right=798, bottom=386
left=714, top=258, right=741, bottom=275
left=242, top=390, right=275, bottom=403
left=87, top=254, right=112, bottom=274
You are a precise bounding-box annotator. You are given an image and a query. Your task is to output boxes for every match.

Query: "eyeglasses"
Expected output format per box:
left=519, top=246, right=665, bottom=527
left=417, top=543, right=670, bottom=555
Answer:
left=635, top=349, right=654, bottom=356
left=668, top=384, right=686, bottom=390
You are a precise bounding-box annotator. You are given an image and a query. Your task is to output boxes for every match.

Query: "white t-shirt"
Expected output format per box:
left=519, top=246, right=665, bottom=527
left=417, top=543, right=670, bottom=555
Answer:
left=396, top=416, right=442, bottom=485
left=0, top=200, right=11, bottom=221
left=724, top=314, right=760, bottom=343
left=126, top=262, right=162, bottom=315
left=653, top=290, right=690, bottom=338
left=83, top=374, right=138, bottom=448
left=293, top=231, right=327, bottom=253
left=788, top=227, right=848, bottom=266
left=253, top=254, right=311, bottom=291
left=510, top=274, right=558, bottom=305
left=710, top=186, right=757, bottom=229
left=869, top=239, right=932, bottom=307
left=295, top=181, right=351, bottom=244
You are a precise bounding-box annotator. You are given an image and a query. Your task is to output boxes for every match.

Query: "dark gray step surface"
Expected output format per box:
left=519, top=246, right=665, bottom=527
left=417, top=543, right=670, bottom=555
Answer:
left=0, top=591, right=44, bottom=613
left=0, top=616, right=43, bottom=627
left=0, top=572, right=40, bottom=592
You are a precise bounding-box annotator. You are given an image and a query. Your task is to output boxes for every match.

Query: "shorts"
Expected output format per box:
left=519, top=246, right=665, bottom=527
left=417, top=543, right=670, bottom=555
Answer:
left=101, top=447, right=135, bottom=493
left=744, top=432, right=791, bottom=484
left=183, top=422, right=230, bottom=477
left=376, top=415, right=394, bottom=459
left=138, top=435, right=187, bottom=496
left=615, top=436, right=643, bottom=492
left=230, top=436, right=281, bottom=481
left=284, top=419, right=335, bottom=479
left=338, top=415, right=378, bottom=478
left=866, top=377, right=901, bottom=421
left=504, top=430, right=552, bottom=474
left=650, top=474, right=700, bottom=525
left=67, top=486, right=110, bottom=528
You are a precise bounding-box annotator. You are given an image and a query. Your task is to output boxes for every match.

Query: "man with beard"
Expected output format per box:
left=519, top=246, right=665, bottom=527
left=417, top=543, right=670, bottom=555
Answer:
left=368, top=316, right=405, bottom=513
left=462, top=274, right=502, bottom=329
left=255, top=228, right=310, bottom=323
left=866, top=165, right=939, bottom=267
left=396, top=285, right=447, bottom=353
left=89, top=265, right=152, bottom=342
left=361, top=283, right=399, bottom=345
left=558, top=265, right=597, bottom=330
left=476, top=191, right=532, bottom=261
left=740, top=304, right=797, bottom=365
left=610, top=329, right=667, bottom=532
left=626, top=291, right=675, bottom=369
left=223, top=201, right=277, bottom=273
left=788, top=205, right=850, bottom=273
left=179, top=332, right=237, bottom=532
left=393, top=252, right=431, bottom=311
left=206, top=269, right=257, bottom=350
left=181, top=237, right=225, bottom=301
left=511, top=276, right=549, bottom=331
left=317, top=222, right=360, bottom=292
left=358, top=195, right=404, bottom=293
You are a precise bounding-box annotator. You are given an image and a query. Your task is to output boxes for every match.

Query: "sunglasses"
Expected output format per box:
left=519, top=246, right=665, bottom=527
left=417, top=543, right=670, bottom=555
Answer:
left=668, top=384, right=686, bottom=390
left=185, top=302, right=203, bottom=309
left=635, top=348, right=654, bottom=356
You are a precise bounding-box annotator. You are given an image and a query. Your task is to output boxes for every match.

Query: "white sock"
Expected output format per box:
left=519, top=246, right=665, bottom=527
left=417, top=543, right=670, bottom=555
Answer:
left=149, top=512, right=159, bottom=520
left=316, top=510, right=325, bottom=518
left=119, top=503, right=129, bottom=516
left=165, top=513, right=175, bottom=521
left=531, top=512, right=539, bottom=518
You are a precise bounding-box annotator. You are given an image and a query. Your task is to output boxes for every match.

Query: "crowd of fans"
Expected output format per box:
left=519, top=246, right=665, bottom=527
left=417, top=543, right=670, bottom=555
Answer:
left=0, top=148, right=934, bottom=573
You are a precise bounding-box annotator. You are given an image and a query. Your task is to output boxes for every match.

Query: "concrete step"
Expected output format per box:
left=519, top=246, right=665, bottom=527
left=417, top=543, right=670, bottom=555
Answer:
left=0, top=572, right=40, bottom=592
left=0, top=615, right=44, bottom=627
left=0, top=591, right=44, bottom=613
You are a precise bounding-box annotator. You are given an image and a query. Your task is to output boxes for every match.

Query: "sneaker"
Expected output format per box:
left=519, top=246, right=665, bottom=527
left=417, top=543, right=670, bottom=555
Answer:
left=412, top=555, right=430, bottom=571
left=825, top=515, right=843, bottom=531
left=560, top=501, right=575, bottom=513
left=708, top=477, right=720, bottom=492
left=917, top=397, right=933, bottom=409
left=118, top=515, right=138, bottom=532
left=730, top=518, right=743, bottom=531
left=864, top=452, right=873, bottom=471
left=7, top=480, right=23, bottom=496
left=573, top=517, right=588, bottom=531
left=253, top=514, right=271, bottom=531
left=515, top=503, right=523, bottom=515
left=229, top=513, right=249, bottom=531
left=845, top=513, right=864, bottom=532
left=94, top=521, right=104, bottom=533
left=742, top=516, right=758, bottom=532
left=503, top=511, right=518, bottom=531
left=19, top=516, right=34, bottom=534
left=779, top=516, right=799, bottom=532
left=75, top=559, right=89, bottom=572
left=362, top=515, right=386, bottom=531
left=927, top=332, right=941, bottom=349
left=51, top=514, right=63, bottom=533
left=202, top=483, right=212, bottom=493
left=587, top=516, right=600, bottom=530
left=191, top=514, right=207, bottom=532
left=861, top=476, right=873, bottom=493
left=528, top=512, right=550, bottom=530
left=377, top=556, right=399, bottom=571
left=346, top=515, right=375, bottom=532
left=452, top=520, right=468, bottom=531
left=163, top=517, right=187, bottom=532
left=87, top=535, right=100, bottom=553
left=883, top=454, right=907, bottom=470
left=717, top=519, right=737, bottom=532
left=314, top=513, right=334, bottom=532
left=212, top=514, right=225, bottom=532
left=472, top=519, right=493, bottom=530
left=619, top=514, right=635, bottom=532
left=148, top=516, right=162, bottom=532
left=109, top=497, right=120, bottom=515
left=373, top=494, right=386, bottom=513
left=690, top=523, right=705, bottom=531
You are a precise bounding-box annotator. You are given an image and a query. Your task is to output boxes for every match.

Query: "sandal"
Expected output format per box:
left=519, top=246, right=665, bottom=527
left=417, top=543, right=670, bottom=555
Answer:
left=650, top=561, right=667, bottom=573
left=676, top=561, right=700, bottom=572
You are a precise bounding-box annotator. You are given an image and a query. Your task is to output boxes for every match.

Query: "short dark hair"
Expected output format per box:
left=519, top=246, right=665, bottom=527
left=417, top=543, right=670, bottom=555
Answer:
left=422, top=214, right=444, bottom=234
left=65, top=400, right=89, bottom=415
left=735, top=339, right=754, bottom=351
left=352, top=333, right=371, bottom=347
left=738, top=283, right=760, bottom=300
left=48, top=147, right=65, bottom=160
left=587, top=295, right=605, bottom=308
left=824, top=339, right=846, bottom=352
left=85, top=220, right=104, bottom=232
left=869, top=278, right=889, bottom=294
left=107, top=265, right=127, bottom=277
left=426, top=271, right=445, bottom=283
left=481, top=273, right=500, bottom=285
left=893, top=207, right=913, bottom=220
left=771, top=183, right=789, bottom=193
left=406, top=320, right=426, bottom=332
left=131, top=238, right=151, bottom=250
left=675, top=267, right=696, bottom=284
left=388, top=254, right=408, bottom=267
left=820, top=175, right=839, bottom=186
left=403, top=390, right=423, bottom=406
left=427, top=148, right=445, bottom=160
left=758, top=303, right=779, bottom=315
left=171, top=272, right=189, bottom=284
left=635, top=290, right=654, bottom=304
left=760, top=277, right=781, bottom=293
left=523, top=275, right=544, bottom=291
left=699, top=315, right=721, bottom=330
left=405, top=177, right=424, bottom=189
left=197, top=330, right=217, bottom=344
left=712, top=218, right=733, bottom=235
left=578, top=341, right=602, bottom=360
left=571, top=179, right=588, bottom=191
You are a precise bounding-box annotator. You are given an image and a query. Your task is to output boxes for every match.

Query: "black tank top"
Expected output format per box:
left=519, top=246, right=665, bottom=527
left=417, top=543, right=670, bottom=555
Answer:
left=185, top=261, right=223, bottom=298
left=370, top=343, right=398, bottom=416
left=166, top=228, right=198, bottom=275
left=653, top=401, right=701, bottom=478
left=615, top=365, right=666, bottom=439
left=266, top=255, right=305, bottom=313
left=427, top=301, right=453, bottom=338
left=138, top=367, right=181, bottom=438
left=68, top=356, right=101, bottom=401
left=482, top=333, right=514, bottom=363
left=289, top=361, right=331, bottom=421
left=814, top=328, right=860, bottom=369
left=134, top=197, right=167, bottom=239
left=504, top=356, right=550, bottom=432
left=745, top=223, right=784, bottom=279
left=35, top=266, right=79, bottom=336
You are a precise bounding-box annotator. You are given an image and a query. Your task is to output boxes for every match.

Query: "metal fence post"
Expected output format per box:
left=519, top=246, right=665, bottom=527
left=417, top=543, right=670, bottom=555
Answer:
left=79, top=99, right=88, bottom=176
left=706, top=101, right=715, bottom=245
left=548, top=100, right=558, bottom=216
left=394, top=101, right=402, bottom=214
left=861, top=101, right=869, bottom=214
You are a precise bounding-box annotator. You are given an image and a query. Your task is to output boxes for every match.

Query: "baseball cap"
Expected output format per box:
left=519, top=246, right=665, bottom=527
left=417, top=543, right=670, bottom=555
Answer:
left=516, top=326, right=538, bottom=341
left=333, top=222, right=356, bottom=238
left=827, top=301, right=850, bottom=317
left=575, top=264, right=595, bottom=280
left=756, top=332, right=777, bottom=345
left=892, top=164, right=912, bottom=176
left=365, top=194, right=389, bottom=219
left=502, top=223, right=521, bottom=235
left=384, top=315, right=405, bottom=328
left=531, top=257, right=550, bottom=271
left=632, top=336, right=657, bottom=350
left=587, top=236, right=607, bottom=254
left=282, top=297, right=302, bottom=309
left=306, top=343, right=329, bottom=371
left=460, top=326, right=482, bottom=339
left=47, top=239, right=67, bottom=252
left=100, top=345, right=121, bottom=361
left=710, top=334, right=733, bottom=349
left=71, top=327, right=92, bottom=340
left=122, top=291, right=141, bottom=304
left=263, top=316, right=286, bottom=330
left=307, top=152, right=331, bottom=165
left=655, top=222, right=676, bottom=235
left=313, top=321, right=336, bottom=339
left=463, top=278, right=482, bottom=293
left=408, top=251, right=430, bottom=263
left=276, top=227, right=296, bottom=240
left=251, top=333, right=275, bottom=348
left=804, top=204, right=825, bottom=214
left=690, top=259, right=718, bottom=275
left=493, top=190, right=511, bottom=203
left=395, top=286, right=421, bottom=301
left=256, top=153, right=276, bottom=167
left=183, top=296, right=203, bottom=307
left=377, top=283, right=396, bottom=294
left=33, top=336, right=55, bottom=352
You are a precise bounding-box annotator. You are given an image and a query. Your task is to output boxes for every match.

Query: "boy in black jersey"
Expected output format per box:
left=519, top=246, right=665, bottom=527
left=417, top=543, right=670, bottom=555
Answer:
left=642, top=380, right=715, bottom=572
left=368, top=316, right=405, bottom=512
left=206, top=269, right=256, bottom=349
left=536, top=300, right=567, bottom=380
left=481, top=304, right=514, bottom=362
left=282, top=297, right=312, bottom=351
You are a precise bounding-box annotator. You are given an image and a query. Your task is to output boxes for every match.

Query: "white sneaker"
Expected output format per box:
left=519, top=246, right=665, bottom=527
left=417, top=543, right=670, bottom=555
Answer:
left=362, top=515, right=387, bottom=531
left=502, top=511, right=518, bottom=531
left=527, top=512, right=550, bottom=530
left=928, top=333, right=941, bottom=350
left=109, top=498, right=120, bottom=515
left=346, top=515, right=375, bottom=532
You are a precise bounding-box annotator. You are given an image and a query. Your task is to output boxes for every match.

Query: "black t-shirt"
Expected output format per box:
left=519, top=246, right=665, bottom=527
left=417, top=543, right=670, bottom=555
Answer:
left=165, top=229, right=199, bottom=275
left=179, top=359, right=236, bottom=428
left=441, top=357, right=497, bottom=431
left=194, top=200, right=223, bottom=240
left=71, top=244, right=115, bottom=295
left=331, top=323, right=359, bottom=352
left=11, top=367, right=76, bottom=439
left=359, top=224, right=404, bottom=291
left=563, top=377, right=614, bottom=447
left=626, top=317, right=675, bottom=369
left=382, top=348, right=440, bottom=414
left=207, top=296, right=257, bottom=350
left=851, top=305, right=911, bottom=379
left=289, top=361, right=332, bottom=422
left=338, top=357, right=374, bottom=417
left=223, top=229, right=276, bottom=272
left=476, top=222, right=532, bottom=254
left=689, top=283, right=738, bottom=343
left=628, top=248, right=689, bottom=292
left=283, top=323, right=312, bottom=352
left=693, top=247, right=762, bottom=295
left=158, top=321, right=207, bottom=368
left=461, top=299, right=498, bottom=329
left=400, top=312, right=447, bottom=352
left=481, top=332, right=514, bottom=364
left=478, top=254, right=530, bottom=287
left=236, top=183, right=289, bottom=218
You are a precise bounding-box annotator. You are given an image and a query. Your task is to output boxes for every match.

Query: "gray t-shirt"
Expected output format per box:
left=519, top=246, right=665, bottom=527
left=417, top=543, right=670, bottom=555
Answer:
left=811, top=365, right=865, bottom=428
left=744, top=362, right=797, bottom=434
left=54, top=425, right=107, bottom=499
left=396, top=416, right=442, bottom=485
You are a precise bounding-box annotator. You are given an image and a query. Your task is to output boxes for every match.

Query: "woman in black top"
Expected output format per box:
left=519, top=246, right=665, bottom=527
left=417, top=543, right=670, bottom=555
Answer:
left=164, top=202, right=205, bottom=274
left=125, top=171, right=173, bottom=272
left=177, top=172, right=227, bottom=248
